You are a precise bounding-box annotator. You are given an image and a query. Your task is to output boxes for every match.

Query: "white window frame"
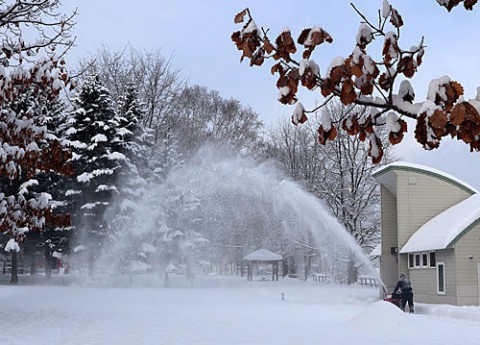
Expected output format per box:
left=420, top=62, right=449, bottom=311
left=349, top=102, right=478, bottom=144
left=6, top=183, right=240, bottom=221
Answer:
left=421, top=252, right=428, bottom=267
left=437, top=262, right=446, bottom=295
left=408, top=251, right=437, bottom=269
left=429, top=251, right=436, bottom=268
left=414, top=253, right=421, bottom=268
left=408, top=253, right=414, bottom=268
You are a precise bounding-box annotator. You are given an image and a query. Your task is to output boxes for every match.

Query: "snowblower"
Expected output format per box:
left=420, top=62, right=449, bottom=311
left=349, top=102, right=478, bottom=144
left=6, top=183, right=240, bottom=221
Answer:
left=383, top=291, right=402, bottom=309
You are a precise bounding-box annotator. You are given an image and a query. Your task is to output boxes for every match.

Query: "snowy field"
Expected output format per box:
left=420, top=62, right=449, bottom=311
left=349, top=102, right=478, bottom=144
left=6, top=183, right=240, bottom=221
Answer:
left=1, top=275, right=480, bottom=345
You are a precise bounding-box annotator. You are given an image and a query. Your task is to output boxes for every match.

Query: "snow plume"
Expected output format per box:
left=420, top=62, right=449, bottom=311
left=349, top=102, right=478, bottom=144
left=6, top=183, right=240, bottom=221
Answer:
left=93, top=143, right=379, bottom=288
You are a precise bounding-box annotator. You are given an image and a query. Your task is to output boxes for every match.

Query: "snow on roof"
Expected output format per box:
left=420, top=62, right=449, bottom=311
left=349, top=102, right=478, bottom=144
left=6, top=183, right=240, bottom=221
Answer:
left=400, top=194, right=480, bottom=253
left=373, top=161, right=478, bottom=194
left=243, top=249, right=282, bottom=261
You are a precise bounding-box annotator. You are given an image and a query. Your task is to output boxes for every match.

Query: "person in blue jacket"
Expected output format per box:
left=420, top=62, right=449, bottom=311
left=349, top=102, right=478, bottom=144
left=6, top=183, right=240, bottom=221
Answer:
left=393, top=273, right=414, bottom=313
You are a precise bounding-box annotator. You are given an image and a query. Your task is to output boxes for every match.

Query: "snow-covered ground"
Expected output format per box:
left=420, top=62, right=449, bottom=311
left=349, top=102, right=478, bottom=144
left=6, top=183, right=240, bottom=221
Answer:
left=1, top=275, right=480, bottom=345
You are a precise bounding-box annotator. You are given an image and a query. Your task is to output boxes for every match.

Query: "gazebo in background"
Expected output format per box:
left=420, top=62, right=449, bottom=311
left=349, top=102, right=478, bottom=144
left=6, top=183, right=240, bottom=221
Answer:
left=243, top=249, right=282, bottom=281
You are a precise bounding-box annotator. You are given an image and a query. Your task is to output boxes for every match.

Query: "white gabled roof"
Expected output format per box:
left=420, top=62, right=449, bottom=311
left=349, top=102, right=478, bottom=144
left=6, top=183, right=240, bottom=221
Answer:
left=400, top=194, right=480, bottom=253
left=243, top=249, right=282, bottom=261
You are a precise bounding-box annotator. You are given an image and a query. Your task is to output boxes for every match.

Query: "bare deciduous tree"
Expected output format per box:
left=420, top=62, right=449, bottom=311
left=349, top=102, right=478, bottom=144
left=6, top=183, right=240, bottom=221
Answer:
left=0, top=0, right=76, bottom=65
left=81, top=47, right=182, bottom=143
left=174, top=85, right=264, bottom=152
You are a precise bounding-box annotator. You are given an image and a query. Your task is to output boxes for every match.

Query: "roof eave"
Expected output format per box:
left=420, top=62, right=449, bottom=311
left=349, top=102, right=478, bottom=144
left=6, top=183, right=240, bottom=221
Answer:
left=373, top=164, right=477, bottom=195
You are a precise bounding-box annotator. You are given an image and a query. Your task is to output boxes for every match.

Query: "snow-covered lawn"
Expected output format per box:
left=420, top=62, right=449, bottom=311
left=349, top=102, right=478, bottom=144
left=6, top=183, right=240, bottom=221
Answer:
left=1, top=275, right=480, bottom=344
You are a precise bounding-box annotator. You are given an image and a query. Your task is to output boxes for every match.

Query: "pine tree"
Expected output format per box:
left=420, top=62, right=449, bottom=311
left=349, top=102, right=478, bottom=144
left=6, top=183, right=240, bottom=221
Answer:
left=65, top=74, right=123, bottom=270
left=106, top=83, right=152, bottom=234
left=40, top=109, right=74, bottom=279
left=116, top=83, right=152, bottom=179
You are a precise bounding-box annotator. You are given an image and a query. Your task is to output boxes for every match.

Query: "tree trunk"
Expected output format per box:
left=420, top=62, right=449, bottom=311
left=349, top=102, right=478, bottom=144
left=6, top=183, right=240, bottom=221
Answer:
left=304, top=255, right=311, bottom=281
left=10, top=251, right=18, bottom=284
left=163, top=270, right=170, bottom=288
left=88, top=251, right=95, bottom=276
left=30, top=251, right=37, bottom=276
left=44, top=246, right=52, bottom=280
left=347, top=255, right=358, bottom=285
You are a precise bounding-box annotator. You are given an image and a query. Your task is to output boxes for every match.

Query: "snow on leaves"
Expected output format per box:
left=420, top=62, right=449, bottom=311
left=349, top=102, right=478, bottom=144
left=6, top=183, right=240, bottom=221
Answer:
left=231, top=2, right=480, bottom=163
left=412, top=77, right=480, bottom=151
left=5, top=238, right=20, bottom=252
left=297, top=26, right=333, bottom=59
left=0, top=60, right=74, bottom=180
left=437, top=0, right=478, bottom=11
left=0, top=187, right=63, bottom=242
left=231, top=9, right=262, bottom=64
left=291, top=102, right=307, bottom=125
left=0, top=58, right=75, bottom=242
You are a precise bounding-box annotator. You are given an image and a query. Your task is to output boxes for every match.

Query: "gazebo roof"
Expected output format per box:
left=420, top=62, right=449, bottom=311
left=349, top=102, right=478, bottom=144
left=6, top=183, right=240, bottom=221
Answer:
left=243, top=249, right=282, bottom=261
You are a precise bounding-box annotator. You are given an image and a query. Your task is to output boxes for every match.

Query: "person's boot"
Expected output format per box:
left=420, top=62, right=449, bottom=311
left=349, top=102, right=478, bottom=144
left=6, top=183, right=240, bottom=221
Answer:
left=410, top=308, right=414, bottom=314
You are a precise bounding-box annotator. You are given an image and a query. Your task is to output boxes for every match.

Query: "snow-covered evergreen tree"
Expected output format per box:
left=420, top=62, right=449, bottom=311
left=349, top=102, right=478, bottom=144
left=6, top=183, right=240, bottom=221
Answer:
left=116, top=83, right=152, bottom=178
left=105, top=83, right=152, bottom=234
left=65, top=74, right=124, bottom=268
left=40, top=108, right=75, bottom=278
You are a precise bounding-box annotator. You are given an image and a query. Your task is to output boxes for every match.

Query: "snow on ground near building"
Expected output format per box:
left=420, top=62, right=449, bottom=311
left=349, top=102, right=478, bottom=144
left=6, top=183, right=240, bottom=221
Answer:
left=1, top=275, right=480, bottom=345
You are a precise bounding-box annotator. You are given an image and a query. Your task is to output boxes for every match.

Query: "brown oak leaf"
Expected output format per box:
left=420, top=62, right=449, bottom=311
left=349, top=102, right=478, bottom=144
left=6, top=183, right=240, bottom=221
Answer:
left=263, top=39, right=274, bottom=54
left=464, top=0, right=478, bottom=10
left=415, top=113, right=441, bottom=150
left=340, top=79, right=357, bottom=105
left=300, top=66, right=318, bottom=90
left=429, top=109, right=448, bottom=130
left=342, top=115, right=360, bottom=135
left=318, top=124, right=337, bottom=144
left=457, top=121, right=480, bottom=143
left=271, top=63, right=285, bottom=76
left=298, top=27, right=333, bottom=48
left=250, top=49, right=265, bottom=66
left=359, top=80, right=374, bottom=95
left=368, top=134, right=384, bottom=164
left=291, top=104, right=308, bottom=126
left=273, top=30, right=296, bottom=61
left=438, top=0, right=462, bottom=11
left=321, top=79, right=336, bottom=97
left=379, top=73, right=393, bottom=91
left=234, top=9, right=248, bottom=24
left=398, top=56, right=416, bottom=78
left=441, top=81, right=464, bottom=112
left=388, top=119, right=408, bottom=145
left=390, top=8, right=404, bottom=28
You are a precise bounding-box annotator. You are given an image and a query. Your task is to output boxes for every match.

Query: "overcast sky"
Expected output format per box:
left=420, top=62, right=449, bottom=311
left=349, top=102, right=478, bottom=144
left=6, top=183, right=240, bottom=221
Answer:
left=63, top=0, right=480, bottom=188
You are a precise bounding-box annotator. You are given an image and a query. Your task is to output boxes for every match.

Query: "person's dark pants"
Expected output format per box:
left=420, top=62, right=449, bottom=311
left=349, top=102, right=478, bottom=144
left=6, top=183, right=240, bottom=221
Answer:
left=401, top=290, right=414, bottom=313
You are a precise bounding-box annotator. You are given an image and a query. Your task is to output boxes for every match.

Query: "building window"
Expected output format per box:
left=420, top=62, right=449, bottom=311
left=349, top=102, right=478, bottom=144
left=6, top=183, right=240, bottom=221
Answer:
left=415, top=254, right=420, bottom=267
left=408, top=251, right=437, bottom=269
left=429, top=252, right=436, bottom=267
left=437, top=262, right=445, bottom=294
left=422, top=253, right=428, bottom=267
left=408, top=253, right=414, bottom=268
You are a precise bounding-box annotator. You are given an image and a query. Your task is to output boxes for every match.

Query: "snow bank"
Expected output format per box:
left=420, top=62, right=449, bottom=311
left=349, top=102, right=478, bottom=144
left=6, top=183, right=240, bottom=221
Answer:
left=348, top=300, right=407, bottom=329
